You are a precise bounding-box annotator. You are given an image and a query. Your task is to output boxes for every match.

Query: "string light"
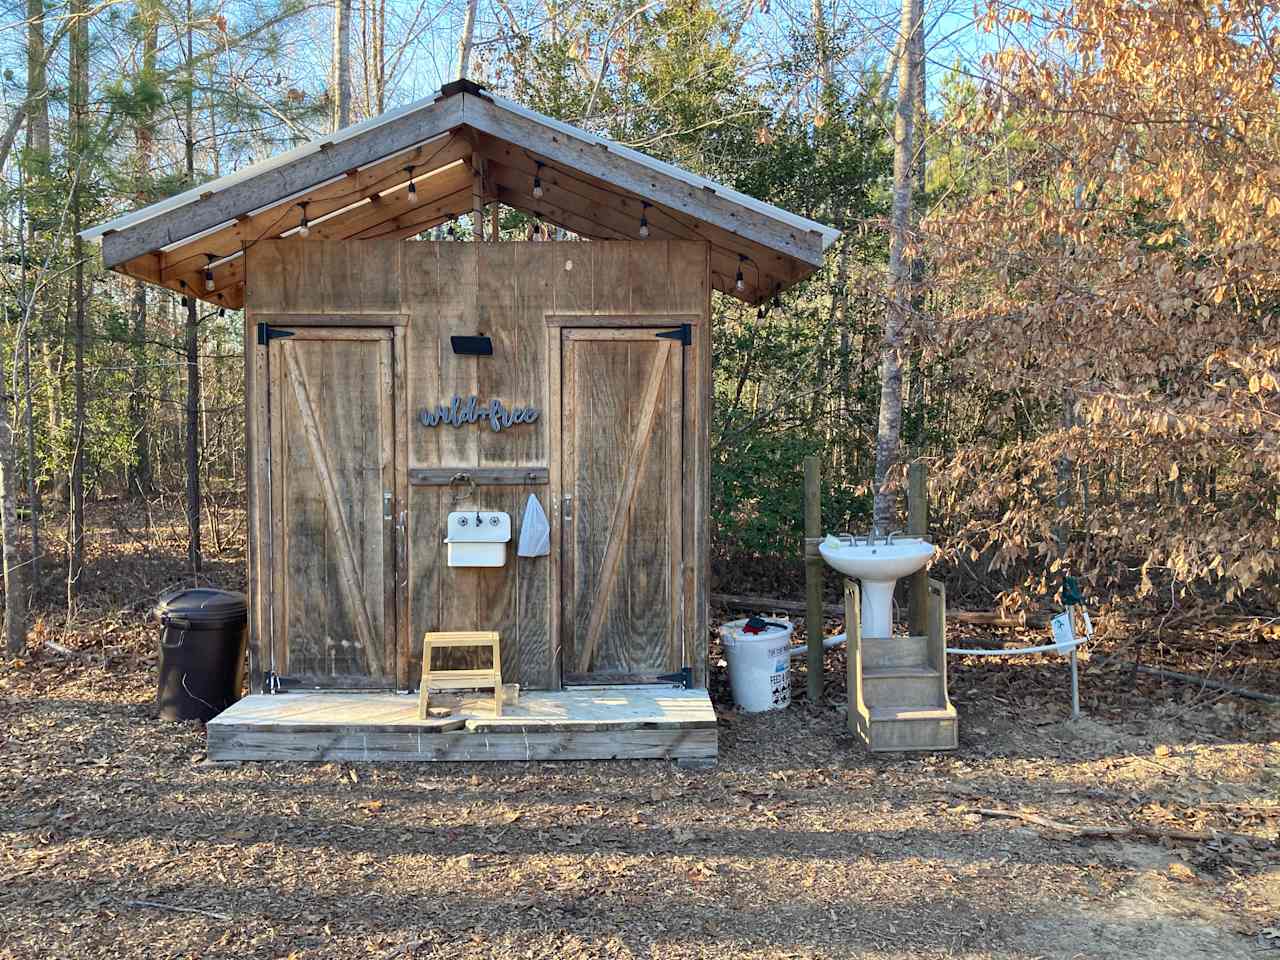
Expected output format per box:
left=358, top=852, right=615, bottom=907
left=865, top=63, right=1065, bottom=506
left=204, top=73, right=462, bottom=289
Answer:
left=639, top=202, right=650, bottom=239
left=735, top=255, right=746, bottom=293
left=217, top=294, right=226, bottom=318
left=179, top=280, right=190, bottom=308
left=297, top=201, right=310, bottom=237
left=204, top=254, right=216, bottom=292
left=532, top=162, right=544, bottom=200
left=405, top=166, right=418, bottom=204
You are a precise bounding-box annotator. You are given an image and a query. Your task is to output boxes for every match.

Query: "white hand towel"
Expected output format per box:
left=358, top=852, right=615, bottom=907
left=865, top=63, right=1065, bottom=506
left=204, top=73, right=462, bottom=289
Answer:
left=516, top=493, right=550, bottom=557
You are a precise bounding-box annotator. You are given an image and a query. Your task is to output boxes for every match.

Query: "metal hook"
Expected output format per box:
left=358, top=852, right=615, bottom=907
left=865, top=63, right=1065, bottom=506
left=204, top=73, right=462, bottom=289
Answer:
left=449, top=471, right=477, bottom=504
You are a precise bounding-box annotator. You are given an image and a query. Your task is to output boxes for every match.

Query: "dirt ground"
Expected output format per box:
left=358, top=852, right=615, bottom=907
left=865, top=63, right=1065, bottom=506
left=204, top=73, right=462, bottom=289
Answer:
left=1, top=509, right=1278, bottom=959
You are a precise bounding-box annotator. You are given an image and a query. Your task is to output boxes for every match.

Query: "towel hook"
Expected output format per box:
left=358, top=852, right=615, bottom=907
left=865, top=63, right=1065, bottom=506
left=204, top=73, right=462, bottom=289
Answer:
left=449, top=471, right=477, bottom=504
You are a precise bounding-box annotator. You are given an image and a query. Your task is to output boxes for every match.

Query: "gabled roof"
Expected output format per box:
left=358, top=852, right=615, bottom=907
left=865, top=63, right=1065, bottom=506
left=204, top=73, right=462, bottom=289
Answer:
left=82, top=80, right=840, bottom=308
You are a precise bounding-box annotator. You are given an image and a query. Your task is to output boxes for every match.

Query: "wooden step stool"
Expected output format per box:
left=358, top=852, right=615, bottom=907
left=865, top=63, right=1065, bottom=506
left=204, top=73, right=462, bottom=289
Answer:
left=417, top=631, right=503, bottom=720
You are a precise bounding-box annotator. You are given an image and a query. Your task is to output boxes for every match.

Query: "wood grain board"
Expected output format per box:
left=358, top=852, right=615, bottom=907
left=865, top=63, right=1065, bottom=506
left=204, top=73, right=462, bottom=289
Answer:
left=267, top=329, right=396, bottom=686
left=562, top=331, right=682, bottom=678
left=207, top=687, right=717, bottom=762
left=97, top=88, right=834, bottom=310
left=244, top=238, right=711, bottom=697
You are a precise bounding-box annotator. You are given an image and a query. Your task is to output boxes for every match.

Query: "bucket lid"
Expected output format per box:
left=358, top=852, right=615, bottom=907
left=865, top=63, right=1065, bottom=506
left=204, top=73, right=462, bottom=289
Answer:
left=154, top=587, right=247, bottom=627
left=719, top=617, right=793, bottom=643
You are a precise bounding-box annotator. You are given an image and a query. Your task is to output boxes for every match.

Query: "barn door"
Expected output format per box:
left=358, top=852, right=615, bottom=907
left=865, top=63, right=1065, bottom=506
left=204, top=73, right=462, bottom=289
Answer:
left=266, top=327, right=397, bottom=688
left=560, top=327, right=685, bottom=683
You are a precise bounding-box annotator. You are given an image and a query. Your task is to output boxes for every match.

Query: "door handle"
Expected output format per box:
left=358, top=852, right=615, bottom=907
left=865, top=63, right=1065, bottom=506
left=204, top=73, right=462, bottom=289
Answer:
left=562, top=495, right=572, bottom=523
left=384, top=491, right=393, bottom=521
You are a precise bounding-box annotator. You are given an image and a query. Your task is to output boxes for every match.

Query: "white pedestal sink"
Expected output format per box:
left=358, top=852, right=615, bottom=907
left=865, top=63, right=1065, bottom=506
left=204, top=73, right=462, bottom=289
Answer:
left=818, top=534, right=936, bottom=638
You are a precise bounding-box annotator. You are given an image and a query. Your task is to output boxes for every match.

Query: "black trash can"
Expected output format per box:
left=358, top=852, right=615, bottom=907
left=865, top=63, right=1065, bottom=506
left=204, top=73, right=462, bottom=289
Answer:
left=154, top=588, right=248, bottom=722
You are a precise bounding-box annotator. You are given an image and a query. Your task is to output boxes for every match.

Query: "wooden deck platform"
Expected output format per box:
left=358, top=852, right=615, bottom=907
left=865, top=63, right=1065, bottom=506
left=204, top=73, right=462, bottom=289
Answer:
left=206, top=686, right=718, bottom=762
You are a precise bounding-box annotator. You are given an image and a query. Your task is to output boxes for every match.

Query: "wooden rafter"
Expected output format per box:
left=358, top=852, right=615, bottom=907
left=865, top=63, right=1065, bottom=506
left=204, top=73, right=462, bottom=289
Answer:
left=87, top=84, right=836, bottom=307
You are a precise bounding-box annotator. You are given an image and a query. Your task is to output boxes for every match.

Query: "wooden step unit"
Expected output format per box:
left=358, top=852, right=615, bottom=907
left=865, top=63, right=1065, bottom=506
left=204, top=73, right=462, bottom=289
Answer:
left=845, top=579, right=958, bottom=752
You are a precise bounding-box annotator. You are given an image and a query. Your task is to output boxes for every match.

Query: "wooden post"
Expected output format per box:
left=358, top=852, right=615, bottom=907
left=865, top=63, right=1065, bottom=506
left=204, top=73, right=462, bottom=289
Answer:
left=490, top=201, right=499, bottom=241
left=804, top=456, right=824, bottom=704
left=845, top=578, right=861, bottom=735
left=471, top=153, right=485, bottom=241
left=907, top=460, right=929, bottom=636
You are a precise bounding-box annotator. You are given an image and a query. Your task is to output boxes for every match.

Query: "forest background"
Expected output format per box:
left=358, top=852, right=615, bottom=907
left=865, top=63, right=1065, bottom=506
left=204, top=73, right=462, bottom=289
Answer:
left=0, top=0, right=1275, bottom=652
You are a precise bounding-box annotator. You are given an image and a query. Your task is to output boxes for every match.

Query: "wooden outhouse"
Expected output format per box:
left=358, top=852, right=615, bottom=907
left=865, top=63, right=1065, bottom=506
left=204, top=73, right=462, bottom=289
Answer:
left=84, top=80, right=839, bottom=762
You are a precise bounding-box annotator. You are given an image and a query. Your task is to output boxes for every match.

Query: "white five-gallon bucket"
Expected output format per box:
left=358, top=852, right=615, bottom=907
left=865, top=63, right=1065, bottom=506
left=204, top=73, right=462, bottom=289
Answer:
left=719, top=618, right=795, bottom=712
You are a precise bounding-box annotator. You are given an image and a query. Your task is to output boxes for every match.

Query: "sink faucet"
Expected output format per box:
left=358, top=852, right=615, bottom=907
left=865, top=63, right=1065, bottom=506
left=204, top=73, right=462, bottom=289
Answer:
left=886, top=530, right=905, bottom=544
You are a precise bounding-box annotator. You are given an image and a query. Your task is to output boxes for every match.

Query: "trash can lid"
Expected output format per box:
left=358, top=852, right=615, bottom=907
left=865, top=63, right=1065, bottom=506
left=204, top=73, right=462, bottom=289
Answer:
left=154, top=587, right=248, bottom=627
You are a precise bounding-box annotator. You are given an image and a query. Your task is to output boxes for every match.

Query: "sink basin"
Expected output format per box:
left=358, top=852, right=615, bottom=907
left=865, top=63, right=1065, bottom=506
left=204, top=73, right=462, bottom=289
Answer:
left=818, top=536, right=935, bottom=581
left=818, top=535, right=935, bottom=639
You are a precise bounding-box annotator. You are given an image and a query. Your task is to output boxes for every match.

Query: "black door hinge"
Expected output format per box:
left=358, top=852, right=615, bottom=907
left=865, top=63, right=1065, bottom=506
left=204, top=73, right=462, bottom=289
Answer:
left=262, top=671, right=302, bottom=694
left=655, top=324, right=692, bottom=346
left=257, top=323, right=295, bottom=346
left=657, top=666, right=692, bottom=688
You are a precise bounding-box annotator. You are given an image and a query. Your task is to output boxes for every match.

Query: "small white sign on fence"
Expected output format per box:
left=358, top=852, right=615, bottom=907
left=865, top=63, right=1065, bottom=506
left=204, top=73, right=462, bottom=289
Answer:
left=1050, top=610, right=1076, bottom=651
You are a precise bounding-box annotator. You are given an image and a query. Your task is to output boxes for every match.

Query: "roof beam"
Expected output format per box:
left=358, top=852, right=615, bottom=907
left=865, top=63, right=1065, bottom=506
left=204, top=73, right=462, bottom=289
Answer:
left=313, top=163, right=474, bottom=240
left=155, top=137, right=476, bottom=284
left=462, top=93, right=825, bottom=268
left=487, top=157, right=782, bottom=302
left=342, top=186, right=476, bottom=241
left=492, top=180, right=770, bottom=303
left=100, top=96, right=466, bottom=269
left=477, top=135, right=807, bottom=297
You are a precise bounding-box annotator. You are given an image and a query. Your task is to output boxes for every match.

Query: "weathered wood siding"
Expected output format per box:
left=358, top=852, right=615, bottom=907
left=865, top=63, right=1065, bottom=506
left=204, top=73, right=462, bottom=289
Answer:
left=244, top=238, right=710, bottom=691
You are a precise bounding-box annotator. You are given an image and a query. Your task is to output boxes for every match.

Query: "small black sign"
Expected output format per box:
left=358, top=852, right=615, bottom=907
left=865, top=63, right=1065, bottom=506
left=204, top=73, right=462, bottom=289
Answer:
left=451, top=335, right=493, bottom=356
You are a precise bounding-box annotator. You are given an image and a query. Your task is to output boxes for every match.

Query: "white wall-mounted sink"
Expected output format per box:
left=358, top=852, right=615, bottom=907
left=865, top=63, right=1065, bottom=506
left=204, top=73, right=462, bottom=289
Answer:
left=818, top=534, right=935, bottom=639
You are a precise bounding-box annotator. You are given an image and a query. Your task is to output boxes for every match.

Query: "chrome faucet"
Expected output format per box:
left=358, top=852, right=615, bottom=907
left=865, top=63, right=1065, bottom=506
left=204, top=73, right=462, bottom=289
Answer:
left=886, top=530, right=905, bottom=544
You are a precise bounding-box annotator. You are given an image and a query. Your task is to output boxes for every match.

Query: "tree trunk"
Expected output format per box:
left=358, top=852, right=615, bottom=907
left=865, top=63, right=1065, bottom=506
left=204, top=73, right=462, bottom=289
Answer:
left=905, top=4, right=929, bottom=438
left=24, top=0, right=49, bottom=607
left=66, top=0, right=88, bottom=613
left=457, top=0, right=479, bottom=80
left=22, top=304, right=38, bottom=609
left=26, top=0, right=49, bottom=168
left=185, top=298, right=202, bottom=573
left=332, top=0, right=353, bottom=129
left=374, top=0, right=385, bottom=112
left=184, top=0, right=202, bottom=573
left=359, top=0, right=385, bottom=115
left=873, top=0, right=923, bottom=531
left=129, top=281, right=152, bottom=496
left=129, top=1, right=157, bottom=498
left=0, top=366, right=28, bottom=654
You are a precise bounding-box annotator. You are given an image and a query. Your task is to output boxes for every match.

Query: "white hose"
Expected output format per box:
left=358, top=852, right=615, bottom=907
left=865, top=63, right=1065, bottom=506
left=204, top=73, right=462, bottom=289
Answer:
left=945, top=637, right=1087, bottom=656
left=786, top=634, right=1090, bottom=658
left=789, top=634, right=848, bottom=657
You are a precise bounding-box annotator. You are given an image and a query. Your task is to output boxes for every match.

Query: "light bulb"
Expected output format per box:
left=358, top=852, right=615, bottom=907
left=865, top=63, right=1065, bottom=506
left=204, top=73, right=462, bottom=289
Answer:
left=218, top=307, right=226, bottom=318
left=408, top=180, right=419, bottom=204
left=204, top=268, right=215, bottom=292
left=298, top=220, right=310, bottom=237
left=735, top=269, right=745, bottom=292
left=532, top=177, right=543, bottom=199
left=639, top=217, right=649, bottom=239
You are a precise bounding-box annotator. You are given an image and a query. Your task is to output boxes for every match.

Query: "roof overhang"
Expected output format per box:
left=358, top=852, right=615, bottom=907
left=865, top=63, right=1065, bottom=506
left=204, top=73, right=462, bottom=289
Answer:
left=82, top=80, right=840, bottom=309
